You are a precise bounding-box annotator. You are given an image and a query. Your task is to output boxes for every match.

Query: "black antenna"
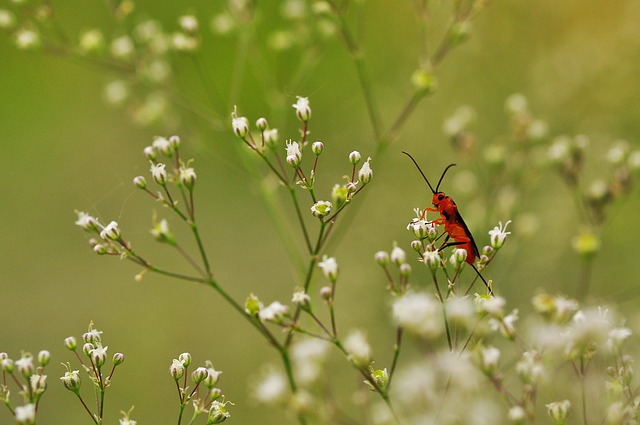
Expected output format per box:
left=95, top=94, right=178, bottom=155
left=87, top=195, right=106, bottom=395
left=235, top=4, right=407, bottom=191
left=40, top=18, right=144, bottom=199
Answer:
left=402, top=151, right=436, bottom=194
left=436, top=163, right=457, bottom=192
left=402, top=151, right=456, bottom=194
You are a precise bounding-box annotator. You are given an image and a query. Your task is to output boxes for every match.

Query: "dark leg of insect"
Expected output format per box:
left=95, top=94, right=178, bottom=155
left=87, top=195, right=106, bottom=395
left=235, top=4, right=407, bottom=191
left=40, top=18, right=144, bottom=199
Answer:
left=439, top=240, right=494, bottom=297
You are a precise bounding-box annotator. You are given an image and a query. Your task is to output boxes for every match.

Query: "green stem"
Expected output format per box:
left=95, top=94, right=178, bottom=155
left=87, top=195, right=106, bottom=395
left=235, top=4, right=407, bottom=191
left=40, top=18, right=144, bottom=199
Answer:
left=387, top=327, right=404, bottom=389
left=75, top=392, right=98, bottom=425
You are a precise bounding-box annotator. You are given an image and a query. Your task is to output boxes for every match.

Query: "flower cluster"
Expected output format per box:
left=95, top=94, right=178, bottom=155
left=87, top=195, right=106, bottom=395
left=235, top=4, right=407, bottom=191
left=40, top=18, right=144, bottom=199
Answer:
left=61, top=323, right=127, bottom=424
left=1, top=350, right=50, bottom=424
left=169, top=353, right=231, bottom=424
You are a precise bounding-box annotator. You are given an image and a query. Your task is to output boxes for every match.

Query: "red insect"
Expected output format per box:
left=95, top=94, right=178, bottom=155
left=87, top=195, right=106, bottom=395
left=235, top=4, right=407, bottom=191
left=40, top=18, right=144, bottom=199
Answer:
left=402, top=151, right=493, bottom=295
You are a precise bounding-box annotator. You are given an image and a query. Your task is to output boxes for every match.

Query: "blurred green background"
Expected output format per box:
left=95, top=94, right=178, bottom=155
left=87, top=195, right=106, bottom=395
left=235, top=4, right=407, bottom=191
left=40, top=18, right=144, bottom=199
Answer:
left=1, top=0, right=640, bottom=423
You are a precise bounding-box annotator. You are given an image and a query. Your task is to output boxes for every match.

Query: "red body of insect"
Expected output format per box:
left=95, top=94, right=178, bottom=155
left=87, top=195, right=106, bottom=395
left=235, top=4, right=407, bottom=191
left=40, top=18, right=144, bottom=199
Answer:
left=425, top=192, right=479, bottom=265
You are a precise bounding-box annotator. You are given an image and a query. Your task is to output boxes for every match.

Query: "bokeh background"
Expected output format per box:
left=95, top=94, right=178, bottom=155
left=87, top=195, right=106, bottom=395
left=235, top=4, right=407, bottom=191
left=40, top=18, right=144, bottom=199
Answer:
left=1, top=0, right=640, bottom=423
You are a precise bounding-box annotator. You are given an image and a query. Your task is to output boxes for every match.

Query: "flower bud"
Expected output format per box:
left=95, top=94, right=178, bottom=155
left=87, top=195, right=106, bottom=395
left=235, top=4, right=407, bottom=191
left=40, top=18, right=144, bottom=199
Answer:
left=390, top=245, right=407, bottom=265
left=37, top=350, right=50, bottom=366
left=2, top=358, right=14, bottom=373
left=320, top=286, right=332, bottom=301
left=348, top=150, right=361, bottom=165
left=423, top=249, right=441, bottom=272
left=410, top=240, right=423, bottom=252
left=399, top=263, right=411, bottom=279
left=152, top=136, right=174, bottom=157
left=90, top=346, right=108, bottom=368
left=179, top=352, right=192, bottom=367
left=204, top=365, right=221, bottom=388
left=546, top=400, right=571, bottom=425
left=192, top=367, right=209, bottom=383
left=143, top=146, right=157, bottom=160
left=82, top=343, right=94, bottom=357
left=311, top=141, right=324, bottom=156
left=285, top=140, right=302, bottom=168
left=60, top=370, right=81, bottom=393
left=169, top=135, right=181, bottom=150
left=264, top=128, right=279, bottom=148
left=371, top=368, right=389, bottom=390
left=151, top=219, right=176, bottom=245
left=291, top=290, right=311, bottom=310
left=133, top=176, right=147, bottom=189
left=344, top=330, right=372, bottom=368
left=477, top=345, right=500, bottom=375
left=374, top=251, right=389, bottom=266
left=411, top=68, right=438, bottom=93
left=93, top=244, right=108, bottom=255
left=113, top=352, right=125, bottom=366
left=15, top=403, right=36, bottom=425
left=256, top=117, right=268, bottom=131
left=15, top=355, right=34, bottom=378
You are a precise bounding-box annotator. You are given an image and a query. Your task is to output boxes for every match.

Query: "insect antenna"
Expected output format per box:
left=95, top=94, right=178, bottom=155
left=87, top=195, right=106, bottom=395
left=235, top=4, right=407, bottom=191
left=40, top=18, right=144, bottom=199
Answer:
left=402, top=151, right=436, bottom=194
left=435, top=163, right=457, bottom=192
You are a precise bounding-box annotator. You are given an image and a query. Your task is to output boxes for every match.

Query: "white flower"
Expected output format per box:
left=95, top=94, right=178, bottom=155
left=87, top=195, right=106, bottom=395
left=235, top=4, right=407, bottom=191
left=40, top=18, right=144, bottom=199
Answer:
left=104, top=80, right=129, bottom=105
left=0, top=9, right=16, bottom=30
left=254, top=370, right=288, bottom=404
left=422, top=248, right=441, bottom=271
left=358, top=157, right=373, bottom=184
left=15, top=355, right=34, bottom=377
left=231, top=112, right=249, bottom=138
left=546, top=400, right=571, bottom=425
left=390, top=245, right=406, bottom=265
left=292, top=96, right=311, bottom=122
left=110, top=35, right=135, bottom=59
left=392, top=292, right=443, bottom=339
left=179, top=15, right=199, bottom=33
left=310, top=200, right=332, bottom=218
left=75, top=211, right=98, bottom=231
left=258, top=302, right=289, bottom=322
left=291, top=289, right=311, bottom=306
left=79, top=29, right=105, bottom=53
left=515, top=350, right=544, bottom=384
left=407, top=218, right=433, bottom=239
left=150, top=162, right=168, bottom=185
left=208, top=400, right=231, bottom=423
left=152, top=136, right=172, bottom=156
left=179, top=166, right=197, bottom=190
left=285, top=139, right=302, bottom=167
left=292, top=338, right=330, bottom=384
left=477, top=345, right=500, bottom=375
left=30, top=374, right=47, bottom=394
left=100, top=221, right=121, bottom=241
left=475, top=294, right=506, bottom=318
left=15, top=28, right=40, bottom=50
left=318, top=256, right=338, bottom=282
left=445, top=296, right=476, bottom=329
left=607, top=327, right=632, bottom=350
left=344, top=330, right=372, bottom=367
left=488, top=220, right=512, bottom=249
left=14, top=404, right=36, bottom=425
left=169, top=358, right=185, bottom=380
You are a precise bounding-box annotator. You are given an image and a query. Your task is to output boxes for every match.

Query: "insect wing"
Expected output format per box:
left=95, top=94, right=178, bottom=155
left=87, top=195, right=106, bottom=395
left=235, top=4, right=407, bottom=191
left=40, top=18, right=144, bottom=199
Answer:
left=454, top=210, right=480, bottom=259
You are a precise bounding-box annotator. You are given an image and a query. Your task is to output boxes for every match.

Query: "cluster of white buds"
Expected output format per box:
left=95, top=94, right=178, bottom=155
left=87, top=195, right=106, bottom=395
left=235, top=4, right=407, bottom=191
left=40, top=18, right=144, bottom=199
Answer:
left=1, top=349, right=50, bottom=423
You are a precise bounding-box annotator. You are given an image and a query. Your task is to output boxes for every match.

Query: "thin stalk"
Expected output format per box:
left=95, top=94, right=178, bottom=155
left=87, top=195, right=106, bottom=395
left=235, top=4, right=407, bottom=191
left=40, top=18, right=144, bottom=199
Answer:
left=387, top=327, right=404, bottom=389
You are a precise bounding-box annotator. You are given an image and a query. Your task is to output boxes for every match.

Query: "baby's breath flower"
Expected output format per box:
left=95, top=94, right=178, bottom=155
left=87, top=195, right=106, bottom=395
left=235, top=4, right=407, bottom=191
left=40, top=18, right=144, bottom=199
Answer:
left=292, top=96, right=311, bottom=122
left=179, top=15, right=199, bottom=33
left=2, top=358, right=14, bottom=373
left=75, top=211, right=98, bottom=231
left=607, top=327, right=632, bottom=350
left=407, top=218, right=432, bottom=239
left=82, top=343, right=94, bottom=357
left=30, top=374, right=47, bottom=394
left=179, top=166, right=196, bottom=190
left=91, top=345, right=108, bottom=368
left=358, top=157, right=373, bottom=184
left=192, top=367, right=209, bottom=383
left=113, top=352, right=125, bottom=366
left=37, top=350, right=50, bottom=366
left=150, top=162, right=168, bottom=186
left=133, top=176, right=147, bottom=189
left=390, top=245, right=406, bottom=265
left=64, top=336, right=77, bottom=351
left=318, top=256, right=338, bottom=282
left=231, top=112, right=249, bottom=139
left=410, top=68, right=438, bottom=93
left=143, top=145, right=157, bottom=160
left=348, top=150, right=361, bottom=165
left=422, top=248, right=441, bottom=272
left=285, top=140, right=302, bottom=167
left=258, top=302, right=289, bottom=322
left=508, top=406, right=527, bottom=424
left=410, top=240, right=423, bottom=252
left=60, top=369, right=81, bottom=393
left=15, top=28, right=41, bottom=50
left=488, top=220, right=512, bottom=249
left=310, top=200, right=332, bottom=218
left=311, top=141, right=324, bottom=155
left=151, top=219, right=176, bottom=245
left=110, top=35, right=135, bottom=59
left=169, top=359, right=185, bottom=380
left=211, top=12, right=235, bottom=35
left=152, top=136, right=173, bottom=156
left=207, top=400, right=231, bottom=424
left=331, top=184, right=348, bottom=208
left=0, top=9, right=16, bottom=29
left=291, top=289, right=311, bottom=308
left=477, top=345, right=500, bottom=375
left=499, top=309, right=519, bottom=339
left=171, top=32, right=198, bottom=51
left=15, top=354, right=34, bottom=378
left=244, top=293, right=263, bottom=316
left=515, top=351, right=544, bottom=384
left=204, top=363, right=221, bottom=388
left=450, top=248, right=468, bottom=265
left=79, top=29, right=105, bottom=53
left=571, top=231, right=600, bottom=259
left=254, top=370, right=288, bottom=404
left=344, top=330, right=372, bottom=368
left=546, top=400, right=571, bottom=425
left=256, top=117, right=268, bottom=131
left=446, top=296, right=476, bottom=329
left=505, top=93, right=528, bottom=115
left=475, top=294, right=506, bottom=318
left=392, top=292, right=443, bottom=339
left=178, top=352, right=192, bottom=366
left=14, top=403, right=36, bottom=425
left=319, top=286, right=332, bottom=301
left=374, top=251, right=389, bottom=266
left=100, top=221, right=121, bottom=241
